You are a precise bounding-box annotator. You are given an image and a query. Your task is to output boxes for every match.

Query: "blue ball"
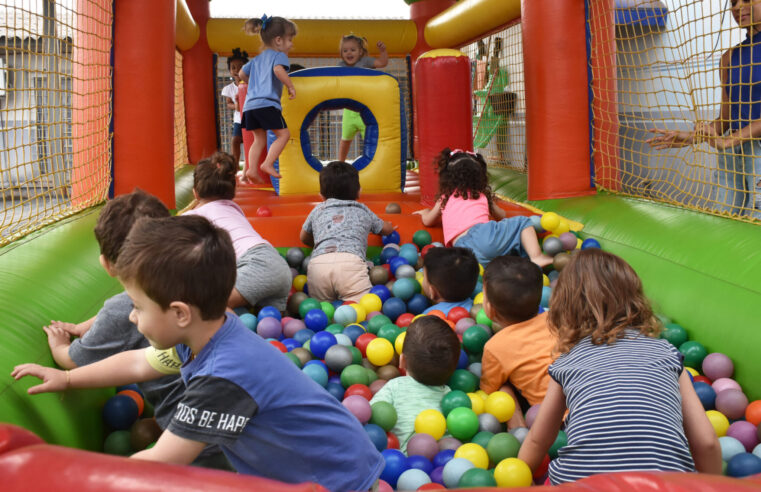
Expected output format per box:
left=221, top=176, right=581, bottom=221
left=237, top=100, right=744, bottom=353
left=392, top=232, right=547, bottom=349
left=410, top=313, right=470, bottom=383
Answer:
left=258, top=306, right=282, bottom=321
left=232, top=306, right=249, bottom=316
left=326, top=381, right=345, bottom=401
left=433, top=449, right=456, bottom=468
left=382, top=230, right=401, bottom=246
left=365, top=423, right=388, bottom=452
left=382, top=297, right=407, bottom=322
left=115, top=383, right=142, bottom=396
left=309, top=331, right=337, bottom=359
left=281, top=338, right=301, bottom=351
left=239, top=313, right=258, bottom=331
left=293, top=328, right=315, bottom=345
left=548, top=270, right=559, bottom=282
left=380, top=448, right=409, bottom=488
left=727, top=452, right=761, bottom=478
left=406, top=293, right=430, bottom=315
left=471, top=280, right=483, bottom=298
left=331, top=299, right=344, bottom=310
left=302, top=363, right=328, bottom=387
left=398, top=244, right=419, bottom=266
left=304, top=308, right=329, bottom=332
left=581, top=238, right=601, bottom=249
left=456, top=349, right=469, bottom=370
left=343, top=324, right=366, bottom=344
left=102, top=394, right=139, bottom=430
left=693, top=381, right=716, bottom=410
left=388, top=256, right=410, bottom=275
left=370, top=285, right=392, bottom=303
left=379, top=247, right=399, bottom=264
left=328, top=374, right=342, bottom=386
left=392, top=278, right=418, bottom=301
left=406, top=454, right=434, bottom=474
left=304, top=359, right=328, bottom=371
left=529, top=215, right=544, bottom=232
left=540, top=286, right=552, bottom=309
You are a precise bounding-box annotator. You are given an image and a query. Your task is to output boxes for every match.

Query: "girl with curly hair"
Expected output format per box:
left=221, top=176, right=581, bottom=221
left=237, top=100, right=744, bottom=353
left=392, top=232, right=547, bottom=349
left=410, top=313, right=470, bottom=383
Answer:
left=518, top=248, right=720, bottom=484
left=414, top=148, right=551, bottom=267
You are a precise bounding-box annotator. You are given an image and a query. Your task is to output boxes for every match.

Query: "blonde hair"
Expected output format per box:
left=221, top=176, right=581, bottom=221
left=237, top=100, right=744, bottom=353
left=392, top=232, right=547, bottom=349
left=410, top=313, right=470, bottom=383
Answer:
left=339, top=34, right=368, bottom=57
left=243, top=16, right=297, bottom=47
left=548, top=249, right=661, bottom=354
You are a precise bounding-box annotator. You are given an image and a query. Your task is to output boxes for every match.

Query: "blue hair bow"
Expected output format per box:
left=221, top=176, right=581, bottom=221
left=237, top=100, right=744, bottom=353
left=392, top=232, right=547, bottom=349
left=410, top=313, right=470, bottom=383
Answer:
left=261, top=14, right=271, bottom=30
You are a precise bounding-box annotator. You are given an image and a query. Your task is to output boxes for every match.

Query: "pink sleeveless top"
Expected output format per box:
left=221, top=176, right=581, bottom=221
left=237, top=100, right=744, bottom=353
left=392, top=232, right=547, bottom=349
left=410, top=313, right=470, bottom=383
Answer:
left=441, top=194, right=490, bottom=247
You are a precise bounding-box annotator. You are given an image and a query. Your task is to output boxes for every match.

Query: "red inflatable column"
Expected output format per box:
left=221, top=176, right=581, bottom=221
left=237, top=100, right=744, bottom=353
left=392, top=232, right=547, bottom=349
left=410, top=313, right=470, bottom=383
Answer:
left=182, top=0, right=217, bottom=164
left=414, top=50, right=472, bottom=205
left=523, top=0, right=594, bottom=200
left=113, top=0, right=175, bottom=206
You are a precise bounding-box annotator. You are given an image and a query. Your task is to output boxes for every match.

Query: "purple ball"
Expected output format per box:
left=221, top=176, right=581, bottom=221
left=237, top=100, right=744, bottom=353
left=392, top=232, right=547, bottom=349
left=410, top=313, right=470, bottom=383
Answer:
left=728, top=421, right=760, bottom=452
left=526, top=404, right=541, bottom=428
left=283, top=319, right=306, bottom=338
left=455, top=317, right=476, bottom=335
left=702, top=353, right=734, bottom=381
left=713, top=378, right=742, bottom=394
left=429, top=466, right=445, bottom=485
left=558, top=232, right=578, bottom=251
left=437, top=436, right=462, bottom=451
left=256, top=317, right=282, bottom=339
left=407, top=433, right=439, bottom=460
left=716, top=389, right=749, bottom=420
left=342, top=395, right=372, bottom=423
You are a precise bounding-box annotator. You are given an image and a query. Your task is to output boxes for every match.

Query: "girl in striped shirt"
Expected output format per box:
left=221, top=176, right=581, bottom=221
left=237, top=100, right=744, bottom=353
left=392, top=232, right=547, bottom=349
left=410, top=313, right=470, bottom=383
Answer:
left=518, top=249, right=721, bottom=484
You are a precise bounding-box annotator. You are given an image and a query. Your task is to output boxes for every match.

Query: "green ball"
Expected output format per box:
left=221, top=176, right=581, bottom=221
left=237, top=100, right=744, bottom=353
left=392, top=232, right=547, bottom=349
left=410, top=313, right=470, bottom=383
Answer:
left=320, top=301, right=335, bottom=321
left=142, top=400, right=155, bottom=419
left=326, top=323, right=344, bottom=335
left=449, top=368, right=479, bottom=393
left=103, top=430, right=132, bottom=455
left=371, top=255, right=381, bottom=266
left=486, top=432, right=521, bottom=463
left=412, top=229, right=433, bottom=248
left=458, top=468, right=497, bottom=488
left=471, top=430, right=494, bottom=449
left=367, top=314, right=392, bottom=335
left=365, top=367, right=378, bottom=384
left=349, top=346, right=362, bottom=364
left=370, top=401, right=398, bottom=431
left=286, top=352, right=302, bottom=368
left=679, top=340, right=708, bottom=369
left=475, top=308, right=492, bottom=328
left=549, top=429, right=567, bottom=459
left=440, top=390, right=472, bottom=417
left=462, top=325, right=491, bottom=354
left=377, top=324, right=402, bottom=344
left=340, top=364, right=369, bottom=388
left=446, top=407, right=480, bottom=441
left=468, top=352, right=482, bottom=364
left=661, top=322, right=688, bottom=348
left=299, top=298, right=322, bottom=319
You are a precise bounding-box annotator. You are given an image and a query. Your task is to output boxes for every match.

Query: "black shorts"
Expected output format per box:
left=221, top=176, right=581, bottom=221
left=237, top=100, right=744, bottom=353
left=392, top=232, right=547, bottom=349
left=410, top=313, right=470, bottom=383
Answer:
left=241, top=107, right=287, bottom=131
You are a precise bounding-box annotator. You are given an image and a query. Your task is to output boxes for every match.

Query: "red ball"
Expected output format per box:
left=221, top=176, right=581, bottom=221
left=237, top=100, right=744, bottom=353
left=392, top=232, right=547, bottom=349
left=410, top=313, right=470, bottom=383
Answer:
left=256, top=206, right=272, bottom=217
left=396, top=313, right=415, bottom=328
left=421, top=244, right=436, bottom=257
left=386, top=431, right=400, bottom=449
left=534, top=454, right=550, bottom=479
left=268, top=340, right=287, bottom=353
left=345, top=384, right=373, bottom=401
left=342, top=300, right=357, bottom=305
left=380, top=263, right=395, bottom=280
left=417, top=483, right=446, bottom=490
left=355, top=333, right=377, bottom=357
left=693, top=375, right=712, bottom=385
left=447, top=307, right=470, bottom=324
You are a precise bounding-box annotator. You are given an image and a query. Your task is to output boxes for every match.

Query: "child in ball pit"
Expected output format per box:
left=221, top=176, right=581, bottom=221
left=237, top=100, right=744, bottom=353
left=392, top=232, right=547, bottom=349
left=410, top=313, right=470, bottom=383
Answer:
left=421, top=246, right=479, bottom=316
left=369, top=315, right=461, bottom=453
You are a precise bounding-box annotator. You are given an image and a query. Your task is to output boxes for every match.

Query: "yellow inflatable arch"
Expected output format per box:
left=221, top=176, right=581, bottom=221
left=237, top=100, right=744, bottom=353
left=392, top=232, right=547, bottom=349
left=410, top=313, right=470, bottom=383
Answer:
left=274, top=67, right=407, bottom=195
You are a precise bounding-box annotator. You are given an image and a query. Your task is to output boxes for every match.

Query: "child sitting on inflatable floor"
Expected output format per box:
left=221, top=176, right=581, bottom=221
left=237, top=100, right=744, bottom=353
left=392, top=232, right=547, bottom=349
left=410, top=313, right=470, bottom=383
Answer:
left=300, top=161, right=394, bottom=302
left=421, top=246, right=478, bottom=316
left=13, top=214, right=384, bottom=491
left=414, top=148, right=552, bottom=268
left=369, top=315, right=461, bottom=453
left=480, top=255, right=556, bottom=430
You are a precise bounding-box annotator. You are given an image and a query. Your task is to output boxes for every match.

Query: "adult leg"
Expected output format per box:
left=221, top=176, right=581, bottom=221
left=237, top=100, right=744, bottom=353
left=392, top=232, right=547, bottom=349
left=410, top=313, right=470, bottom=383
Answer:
left=246, top=129, right=267, bottom=182
left=260, top=127, right=288, bottom=179
left=338, top=139, right=352, bottom=162
left=231, top=135, right=243, bottom=164
left=715, top=146, right=746, bottom=215
left=745, top=141, right=761, bottom=219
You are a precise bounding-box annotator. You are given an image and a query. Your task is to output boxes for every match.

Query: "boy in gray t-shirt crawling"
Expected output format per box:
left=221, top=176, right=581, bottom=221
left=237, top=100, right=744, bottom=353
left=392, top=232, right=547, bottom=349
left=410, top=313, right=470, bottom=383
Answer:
left=300, top=161, right=393, bottom=302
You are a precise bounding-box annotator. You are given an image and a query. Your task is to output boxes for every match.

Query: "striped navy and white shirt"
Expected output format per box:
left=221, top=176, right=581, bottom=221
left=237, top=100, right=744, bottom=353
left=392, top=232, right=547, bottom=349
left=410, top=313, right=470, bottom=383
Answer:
left=548, top=330, right=695, bottom=485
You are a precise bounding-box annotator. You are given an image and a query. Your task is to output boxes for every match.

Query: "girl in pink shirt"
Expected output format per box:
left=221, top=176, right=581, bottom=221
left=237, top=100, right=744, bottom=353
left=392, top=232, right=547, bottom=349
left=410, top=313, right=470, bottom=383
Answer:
left=415, top=148, right=551, bottom=267
left=185, top=152, right=292, bottom=310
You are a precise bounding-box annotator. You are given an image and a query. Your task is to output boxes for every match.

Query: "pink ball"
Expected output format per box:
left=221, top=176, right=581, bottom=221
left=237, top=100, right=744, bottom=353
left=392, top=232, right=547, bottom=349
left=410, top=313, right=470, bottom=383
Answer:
left=376, top=479, right=393, bottom=492
left=366, top=311, right=383, bottom=320
left=342, top=395, right=372, bottom=423
left=283, top=318, right=306, bottom=338
left=369, top=379, right=387, bottom=394
left=455, top=317, right=476, bottom=335
left=407, top=433, right=439, bottom=460
left=713, top=378, right=742, bottom=394
left=525, top=404, right=542, bottom=428
left=256, top=317, right=282, bottom=339
left=558, top=232, right=578, bottom=251
left=702, top=353, right=734, bottom=381
left=715, top=389, right=749, bottom=420
left=727, top=421, right=760, bottom=452
left=437, top=436, right=462, bottom=451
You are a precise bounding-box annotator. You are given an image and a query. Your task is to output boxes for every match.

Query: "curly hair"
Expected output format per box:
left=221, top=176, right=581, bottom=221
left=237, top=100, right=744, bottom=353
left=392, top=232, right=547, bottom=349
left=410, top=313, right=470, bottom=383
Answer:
left=227, top=47, right=249, bottom=70
left=548, top=249, right=662, bottom=354
left=194, top=152, right=237, bottom=201
left=435, top=148, right=493, bottom=209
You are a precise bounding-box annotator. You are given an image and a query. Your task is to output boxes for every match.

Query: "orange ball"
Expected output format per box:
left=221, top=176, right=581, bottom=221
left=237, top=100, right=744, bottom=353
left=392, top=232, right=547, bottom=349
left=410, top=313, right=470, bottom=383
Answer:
left=427, top=310, right=447, bottom=321
left=746, top=400, right=761, bottom=426
left=117, top=389, right=144, bottom=417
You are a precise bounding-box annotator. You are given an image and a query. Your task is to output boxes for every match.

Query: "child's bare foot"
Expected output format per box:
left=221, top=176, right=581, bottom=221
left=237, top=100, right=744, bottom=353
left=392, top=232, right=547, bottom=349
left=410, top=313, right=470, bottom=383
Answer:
left=237, top=172, right=252, bottom=185
left=260, top=162, right=282, bottom=179
left=531, top=253, right=554, bottom=268
left=245, top=170, right=265, bottom=184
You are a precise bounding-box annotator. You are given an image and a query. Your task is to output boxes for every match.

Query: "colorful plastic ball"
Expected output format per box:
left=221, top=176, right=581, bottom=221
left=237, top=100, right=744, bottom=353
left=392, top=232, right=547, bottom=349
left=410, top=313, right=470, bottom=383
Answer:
left=103, top=430, right=133, bottom=455
left=549, top=429, right=568, bottom=459
left=557, top=232, right=577, bottom=251
left=367, top=338, right=395, bottom=366
left=395, top=264, right=417, bottom=280
left=341, top=364, right=370, bottom=388
left=413, top=230, right=433, bottom=248
left=433, top=449, right=456, bottom=469
left=428, top=466, right=445, bottom=486
left=398, top=243, right=420, bottom=264
left=438, top=436, right=463, bottom=451
left=581, top=237, right=601, bottom=249
left=395, top=312, right=415, bottom=329
left=485, top=391, right=516, bottom=423
left=320, top=301, right=335, bottom=321
left=440, top=390, right=472, bottom=417
left=679, top=341, right=708, bottom=369
left=386, top=202, right=402, bottom=213
left=298, top=298, right=321, bottom=319
left=292, top=274, right=308, bottom=292
left=693, top=382, right=717, bottom=410
left=355, top=333, right=377, bottom=357
left=303, top=308, right=329, bottom=332
left=713, top=377, right=742, bottom=394
left=343, top=394, right=372, bottom=423
left=324, top=344, right=353, bottom=373
left=448, top=369, right=479, bottom=393
left=539, top=212, right=560, bottom=231
left=392, top=278, right=418, bottom=302
left=377, top=479, right=393, bottom=492
left=370, top=401, right=398, bottom=431
left=351, top=303, right=367, bottom=323
left=406, top=455, right=434, bottom=475
left=454, top=317, right=476, bottom=335
left=446, top=407, right=480, bottom=441
left=540, top=286, right=552, bottom=309
left=494, top=457, right=533, bottom=488
left=397, top=469, right=431, bottom=491
left=387, top=431, right=400, bottom=450
left=525, top=404, right=541, bottom=428
left=720, top=435, right=747, bottom=462
left=308, top=331, right=336, bottom=359
left=364, top=423, right=388, bottom=452
left=302, top=363, right=328, bottom=387
left=458, top=467, right=496, bottom=487
left=468, top=393, right=485, bottom=415
left=394, top=331, right=407, bottom=354
left=510, top=426, right=529, bottom=444
left=706, top=410, right=730, bottom=437
left=129, top=418, right=161, bottom=451
left=727, top=421, right=759, bottom=452
left=334, top=305, right=358, bottom=326
left=388, top=256, right=410, bottom=275
left=754, top=443, right=761, bottom=459
left=103, top=394, right=140, bottom=430
left=258, top=305, right=282, bottom=321
left=454, top=442, right=489, bottom=469
left=256, top=316, right=282, bottom=339
left=370, top=284, right=392, bottom=303
left=716, top=389, right=749, bottom=420
left=377, top=324, right=402, bottom=345
left=477, top=412, right=501, bottom=434
left=414, top=409, right=447, bottom=440
left=382, top=297, right=407, bottom=322
left=487, top=432, right=521, bottom=463
left=702, top=353, right=734, bottom=381
left=343, top=323, right=366, bottom=344
left=442, top=457, right=475, bottom=488
left=727, top=452, right=761, bottom=478
left=746, top=400, right=761, bottom=426
left=358, top=293, right=382, bottom=315
left=542, top=236, right=564, bottom=256
left=326, top=381, right=345, bottom=400
left=255, top=206, right=272, bottom=217
left=370, top=265, right=391, bottom=285
left=405, top=293, right=429, bottom=315
left=660, top=323, right=688, bottom=348
left=238, top=313, right=257, bottom=331
left=462, top=325, right=490, bottom=354
left=283, top=318, right=306, bottom=338
left=382, top=230, right=401, bottom=245
left=293, top=328, right=315, bottom=346
left=380, top=449, right=408, bottom=488
left=474, top=308, right=492, bottom=328
left=285, top=247, right=305, bottom=268
left=405, top=433, right=438, bottom=460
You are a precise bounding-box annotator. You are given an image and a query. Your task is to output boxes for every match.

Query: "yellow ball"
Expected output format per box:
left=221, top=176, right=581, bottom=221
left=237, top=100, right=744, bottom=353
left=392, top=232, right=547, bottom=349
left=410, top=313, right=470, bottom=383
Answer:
left=685, top=367, right=698, bottom=377
left=292, top=274, right=308, bottom=292
left=575, top=237, right=582, bottom=249
left=414, top=409, right=447, bottom=440
left=485, top=391, right=516, bottom=423
left=350, top=303, right=367, bottom=323
left=455, top=443, right=489, bottom=469
left=359, top=293, right=382, bottom=314
left=706, top=410, right=729, bottom=437
left=475, top=390, right=489, bottom=401
left=542, top=274, right=550, bottom=287
left=467, top=393, right=485, bottom=414
left=554, top=219, right=570, bottom=235
left=494, top=458, right=533, bottom=488
left=366, top=338, right=394, bottom=366
left=415, top=271, right=425, bottom=284
left=539, top=212, right=560, bottom=232
left=478, top=263, right=484, bottom=276
left=394, top=330, right=407, bottom=354
left=473, top=292, right=484, bottom=306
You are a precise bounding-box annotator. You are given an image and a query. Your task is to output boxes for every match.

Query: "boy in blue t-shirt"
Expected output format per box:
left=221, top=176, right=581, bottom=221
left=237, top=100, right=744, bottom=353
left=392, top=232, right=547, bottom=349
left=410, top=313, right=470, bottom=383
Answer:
left=421, top=247, right=479, bottom=316
left=12, top=215, right=383, bottom=491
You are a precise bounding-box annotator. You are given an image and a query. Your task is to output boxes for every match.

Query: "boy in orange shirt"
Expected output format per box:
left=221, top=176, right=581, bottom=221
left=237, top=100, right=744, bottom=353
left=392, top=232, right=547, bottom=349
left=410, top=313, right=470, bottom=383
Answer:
left=480, top=255, right=556, bottom=429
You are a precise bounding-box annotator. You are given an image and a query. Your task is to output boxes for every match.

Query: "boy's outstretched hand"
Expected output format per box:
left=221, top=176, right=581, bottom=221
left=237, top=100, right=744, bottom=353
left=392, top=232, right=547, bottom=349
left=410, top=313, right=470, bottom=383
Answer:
left=11, top=364, right=67, bottom=394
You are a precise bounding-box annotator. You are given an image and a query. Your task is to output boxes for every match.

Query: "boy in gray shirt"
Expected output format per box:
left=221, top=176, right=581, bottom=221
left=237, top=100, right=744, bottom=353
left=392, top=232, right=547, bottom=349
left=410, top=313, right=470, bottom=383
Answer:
left=300, top=161, right=393, bottom=302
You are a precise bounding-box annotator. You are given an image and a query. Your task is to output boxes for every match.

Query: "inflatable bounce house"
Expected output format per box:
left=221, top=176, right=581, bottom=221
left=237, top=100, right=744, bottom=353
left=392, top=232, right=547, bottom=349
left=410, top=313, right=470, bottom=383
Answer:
left=1, top=0, right=760, bottom=489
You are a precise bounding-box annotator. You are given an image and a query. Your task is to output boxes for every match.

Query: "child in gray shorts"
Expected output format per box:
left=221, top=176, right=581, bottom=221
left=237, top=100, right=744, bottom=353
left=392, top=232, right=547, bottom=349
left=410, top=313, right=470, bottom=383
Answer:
left=300, top=161, right=394, bottom=302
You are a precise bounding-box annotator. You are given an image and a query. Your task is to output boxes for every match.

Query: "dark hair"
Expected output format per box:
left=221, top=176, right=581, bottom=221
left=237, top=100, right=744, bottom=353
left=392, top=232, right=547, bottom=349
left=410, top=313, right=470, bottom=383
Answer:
left=116, top=215, right=236, bottom=320
left=227, top=47, right=249, bottom=70
left=435, top=148, right=493, bottom=209
left=289, top=63, right=305, bottom=73
left=244, top=16, right=297, bottom=46
left=423, top=247, right=479, bottom=302
left=94, top=189, right=170, bottom=264
left=340, top=34, right=369, bottom=57
left=194, top=152, right=237, bottom=201
left=483, top=256, right=542, bottom=324
left=548, top=249, right=661, bottom=354
left=320, top=161, right=360, bottom=200
left=403, top=316, right=461, bottom=386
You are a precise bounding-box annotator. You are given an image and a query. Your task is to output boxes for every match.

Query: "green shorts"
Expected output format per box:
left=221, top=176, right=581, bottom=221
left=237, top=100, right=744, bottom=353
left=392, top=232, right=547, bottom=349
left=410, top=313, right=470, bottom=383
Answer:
left=341, top=109, right=365, bottom=140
